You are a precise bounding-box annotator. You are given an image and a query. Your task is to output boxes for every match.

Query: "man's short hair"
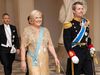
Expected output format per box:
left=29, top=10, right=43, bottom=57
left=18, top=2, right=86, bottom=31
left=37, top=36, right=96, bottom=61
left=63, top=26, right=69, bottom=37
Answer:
left=2, top=13, right=10, bottom=18
left=72, top=1, right=83, bottom=10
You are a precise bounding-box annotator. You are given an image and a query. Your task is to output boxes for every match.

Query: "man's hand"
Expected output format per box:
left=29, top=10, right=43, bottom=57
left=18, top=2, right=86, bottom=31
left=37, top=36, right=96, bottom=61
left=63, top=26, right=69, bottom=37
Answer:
left=68, top=50, right=79, bottom=64
left=90, top=47, right=96, bottom=56
left=88, top=44, right=96, bottom=56
left=71, top=56, right=79, bottom=64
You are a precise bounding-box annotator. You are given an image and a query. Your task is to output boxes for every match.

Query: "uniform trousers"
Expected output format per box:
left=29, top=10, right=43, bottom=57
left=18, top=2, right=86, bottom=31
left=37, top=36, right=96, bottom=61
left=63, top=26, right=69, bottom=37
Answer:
left=66, top=46, right=93, bottom=75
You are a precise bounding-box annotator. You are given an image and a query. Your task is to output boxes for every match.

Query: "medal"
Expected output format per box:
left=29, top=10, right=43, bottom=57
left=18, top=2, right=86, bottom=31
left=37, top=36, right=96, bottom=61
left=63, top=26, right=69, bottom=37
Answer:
left=85, top=32, right=88, bottom=36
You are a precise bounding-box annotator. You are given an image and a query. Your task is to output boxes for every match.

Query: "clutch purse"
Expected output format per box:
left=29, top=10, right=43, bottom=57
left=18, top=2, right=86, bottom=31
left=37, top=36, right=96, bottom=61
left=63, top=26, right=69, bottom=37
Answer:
left=56, top=64, right=60, bottom=73
left=56, top=64, right=65, bottom=74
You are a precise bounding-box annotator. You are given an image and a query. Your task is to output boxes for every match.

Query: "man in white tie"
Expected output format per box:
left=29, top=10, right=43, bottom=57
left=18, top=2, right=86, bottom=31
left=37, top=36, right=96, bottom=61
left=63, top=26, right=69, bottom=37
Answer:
left=0, top=13, right=20, bottom=75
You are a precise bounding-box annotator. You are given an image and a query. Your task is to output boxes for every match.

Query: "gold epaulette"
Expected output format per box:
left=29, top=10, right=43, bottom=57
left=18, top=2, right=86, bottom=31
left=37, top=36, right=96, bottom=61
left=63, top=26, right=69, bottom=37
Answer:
left=86, top=19, right=90, bottom=25
left=85, top=19, right=90, bottom=27
left=64, top=22, right=72, bottom=29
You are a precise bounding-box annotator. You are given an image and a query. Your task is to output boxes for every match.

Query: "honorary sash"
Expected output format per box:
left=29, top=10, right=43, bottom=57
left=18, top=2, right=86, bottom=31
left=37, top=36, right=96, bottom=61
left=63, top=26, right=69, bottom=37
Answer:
left=27, top=27, right=44, bottom=66
left=72, top=18, right=86, bottom=48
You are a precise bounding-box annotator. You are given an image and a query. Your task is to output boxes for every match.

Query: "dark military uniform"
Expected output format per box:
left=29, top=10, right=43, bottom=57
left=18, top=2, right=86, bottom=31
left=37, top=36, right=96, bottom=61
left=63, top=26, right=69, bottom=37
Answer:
left=63, top=18, right=93, bottom=75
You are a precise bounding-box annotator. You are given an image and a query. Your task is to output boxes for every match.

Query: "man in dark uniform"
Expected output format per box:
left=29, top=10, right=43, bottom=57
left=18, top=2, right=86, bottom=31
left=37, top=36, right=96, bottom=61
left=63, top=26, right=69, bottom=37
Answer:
left=63, top=2, right=95, bottom=75
left=0, top=13, right=20, bottom=75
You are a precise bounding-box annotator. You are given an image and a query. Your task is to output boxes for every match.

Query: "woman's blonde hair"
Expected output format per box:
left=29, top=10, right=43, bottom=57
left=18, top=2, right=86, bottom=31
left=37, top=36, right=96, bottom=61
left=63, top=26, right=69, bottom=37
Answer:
left=29, top=10, right=42, bottom=19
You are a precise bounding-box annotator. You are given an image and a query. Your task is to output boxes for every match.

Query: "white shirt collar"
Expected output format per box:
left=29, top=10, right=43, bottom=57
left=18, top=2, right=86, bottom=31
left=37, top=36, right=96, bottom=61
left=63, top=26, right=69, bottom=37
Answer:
left=4, top=24, right=10, bottom=28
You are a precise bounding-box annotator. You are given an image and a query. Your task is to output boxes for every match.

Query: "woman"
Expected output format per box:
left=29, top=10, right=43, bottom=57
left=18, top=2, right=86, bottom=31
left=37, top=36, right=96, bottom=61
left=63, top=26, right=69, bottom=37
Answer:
left=21, top=10, right=59, bottom=75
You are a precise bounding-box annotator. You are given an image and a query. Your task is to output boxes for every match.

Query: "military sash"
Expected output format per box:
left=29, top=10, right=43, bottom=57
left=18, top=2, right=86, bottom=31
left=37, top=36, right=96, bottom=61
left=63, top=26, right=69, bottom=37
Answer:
left=72, top=18, right=86, bottom=48
left=27, top=27, right=44, bottom=66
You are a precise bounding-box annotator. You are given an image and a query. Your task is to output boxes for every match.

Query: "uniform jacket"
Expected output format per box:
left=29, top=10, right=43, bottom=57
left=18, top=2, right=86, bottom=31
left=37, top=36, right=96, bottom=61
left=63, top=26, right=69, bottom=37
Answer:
left=63, top=18, right=92, bottom=53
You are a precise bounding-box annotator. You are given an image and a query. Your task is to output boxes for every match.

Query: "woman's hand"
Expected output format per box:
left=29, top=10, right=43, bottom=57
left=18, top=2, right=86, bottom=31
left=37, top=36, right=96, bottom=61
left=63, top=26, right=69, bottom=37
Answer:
left=54, top=57, right=60, bottom=66
left=16, top=49, right=20, bottom=55
left=21, top=61, right=26, bottom=72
